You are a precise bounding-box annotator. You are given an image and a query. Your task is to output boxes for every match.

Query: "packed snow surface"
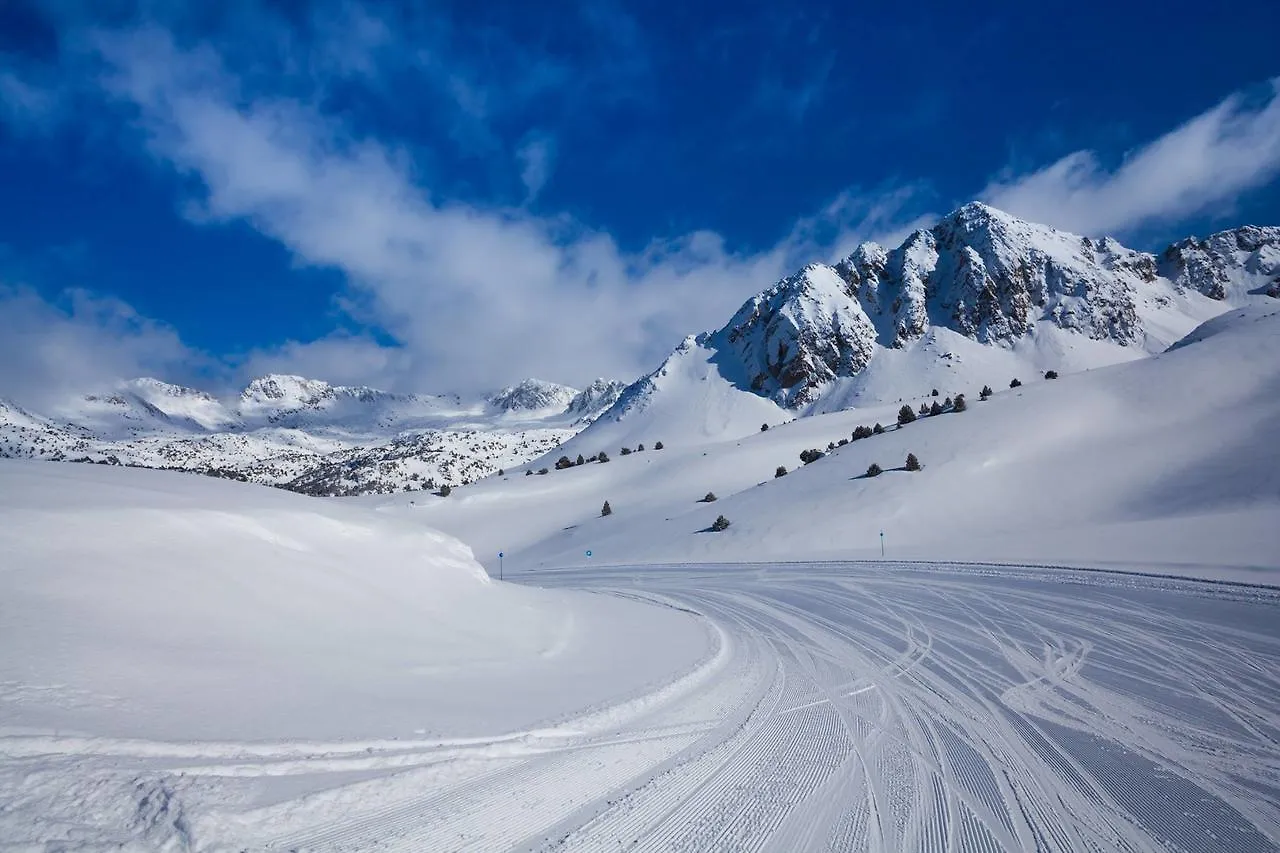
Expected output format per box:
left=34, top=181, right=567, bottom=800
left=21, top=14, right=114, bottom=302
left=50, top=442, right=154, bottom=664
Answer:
left=5, top=556, right=1277, bottom=849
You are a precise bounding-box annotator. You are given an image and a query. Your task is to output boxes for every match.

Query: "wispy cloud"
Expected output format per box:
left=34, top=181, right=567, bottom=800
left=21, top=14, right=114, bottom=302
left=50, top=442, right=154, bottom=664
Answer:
left=516, top=132, right=556, bottom=203
left=0, top=285, right=202, bottom=407
left=982, top=79, right=1280, bottom=236
left=76, top=26, right=910, bottom=394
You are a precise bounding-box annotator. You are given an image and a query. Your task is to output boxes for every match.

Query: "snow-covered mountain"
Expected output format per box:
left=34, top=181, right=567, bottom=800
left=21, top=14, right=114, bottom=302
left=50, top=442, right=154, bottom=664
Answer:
left=575, top=203, right=1277, bottom=447
left=390, top=302, right=1280, bottom=579
left=487, top=378, right=578, bottom=413
left=0, top=374, right=625, bottom=495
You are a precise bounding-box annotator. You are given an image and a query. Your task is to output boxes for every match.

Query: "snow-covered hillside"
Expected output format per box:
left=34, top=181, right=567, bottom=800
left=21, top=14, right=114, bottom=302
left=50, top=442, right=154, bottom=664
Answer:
left=387, top=304, right=1280, bottom=583
left=0, top=461, right=708, bottom=741
left=0, top=373, right=625, bottom=495
left=573, top=204, right=1277, bottom=448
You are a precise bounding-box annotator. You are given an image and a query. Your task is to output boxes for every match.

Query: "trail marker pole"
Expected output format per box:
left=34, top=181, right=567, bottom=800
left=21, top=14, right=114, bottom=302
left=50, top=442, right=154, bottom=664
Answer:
left=498, top=551, right=504, bottom=580
left=880, top=530, right=885, bottom=558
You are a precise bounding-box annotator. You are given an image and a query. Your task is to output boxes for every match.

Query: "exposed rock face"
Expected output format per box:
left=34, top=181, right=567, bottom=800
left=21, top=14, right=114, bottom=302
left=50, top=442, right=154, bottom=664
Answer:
left=487, top=379, right=577, bottom=413
left=565, top=379, right=628, bottom=421
left=711, top=202, right=1278, bottom=407
left=1159, top=225, right=1280, bottom=300
left=722, top=264, right=877, bottom=407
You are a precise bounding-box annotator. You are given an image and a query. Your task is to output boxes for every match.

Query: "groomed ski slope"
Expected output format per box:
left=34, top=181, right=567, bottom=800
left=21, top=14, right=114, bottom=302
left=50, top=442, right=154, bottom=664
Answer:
left=5, top=559, right=1276, bottom=850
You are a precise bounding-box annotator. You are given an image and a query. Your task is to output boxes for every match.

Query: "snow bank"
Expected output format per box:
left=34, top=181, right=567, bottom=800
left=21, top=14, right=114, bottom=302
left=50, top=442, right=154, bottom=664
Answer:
left=0, top=462, right=710, bottom=741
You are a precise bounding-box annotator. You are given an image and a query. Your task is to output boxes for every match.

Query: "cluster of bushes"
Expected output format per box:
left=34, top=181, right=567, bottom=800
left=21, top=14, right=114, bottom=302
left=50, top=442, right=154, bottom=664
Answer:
left=863, top=453, right=921, bottom=478
left=799, top=448, right=825, bottom=465
left=899, top=395, right=965, bottom=424
left=621, top=441, right=664, bottom=455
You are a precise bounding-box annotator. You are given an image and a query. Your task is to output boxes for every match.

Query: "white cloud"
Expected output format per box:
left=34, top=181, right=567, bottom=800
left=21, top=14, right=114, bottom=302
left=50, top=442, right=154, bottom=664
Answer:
left=236, top=334, right=412, bottom=392
left=982, top=79, right=1280, bottom=236
left=89, top=27, right=912, bottom=393
left=0, top=285, right=202, bottom=408
left=516, top=133, right=555, bottom=202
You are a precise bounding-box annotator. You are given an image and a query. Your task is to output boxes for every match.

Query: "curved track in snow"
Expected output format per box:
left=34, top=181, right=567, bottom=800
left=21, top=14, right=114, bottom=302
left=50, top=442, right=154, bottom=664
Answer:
left=5, top=562, right=1279, bottom=851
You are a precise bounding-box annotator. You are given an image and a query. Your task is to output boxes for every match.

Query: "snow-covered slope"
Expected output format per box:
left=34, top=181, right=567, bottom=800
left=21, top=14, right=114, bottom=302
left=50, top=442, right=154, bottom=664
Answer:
left=387, top=304, right=1280, bottom=583
left=0, top=373, right=626, bottom=495
left=572, top=204, right=1277, bottom=452
left=0, top=461, right=708, bottom=742
left=545, top=335, right=789, bottom=458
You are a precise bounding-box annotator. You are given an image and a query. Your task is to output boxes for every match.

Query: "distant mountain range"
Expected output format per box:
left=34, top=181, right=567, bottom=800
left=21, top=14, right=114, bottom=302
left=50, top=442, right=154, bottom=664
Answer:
left=0, top=375, right=626, bottom=495
left=4, top=203, right=1276, bottom=493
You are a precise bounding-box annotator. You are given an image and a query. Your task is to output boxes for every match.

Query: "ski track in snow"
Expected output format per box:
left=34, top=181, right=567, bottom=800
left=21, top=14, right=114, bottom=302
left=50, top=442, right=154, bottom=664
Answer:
left=4, top=562, right=1279, bottom=852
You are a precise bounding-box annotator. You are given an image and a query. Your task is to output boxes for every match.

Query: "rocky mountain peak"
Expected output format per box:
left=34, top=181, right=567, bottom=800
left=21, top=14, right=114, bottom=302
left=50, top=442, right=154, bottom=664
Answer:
left=565, top=379, right=627, bottom=419
left=711, top=203, right=1277, bottom=408
left=240, top=374, right=336, bottom=407
left=488, top=379, right=578, bottom=413
left=721, top=263, right=877, bottom=407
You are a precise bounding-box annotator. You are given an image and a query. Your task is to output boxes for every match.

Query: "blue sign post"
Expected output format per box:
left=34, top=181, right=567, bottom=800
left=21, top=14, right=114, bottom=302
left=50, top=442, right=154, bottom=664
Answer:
left=880, top=530, right=885, bottom=558
left=498, top=552, right=504, bottom=580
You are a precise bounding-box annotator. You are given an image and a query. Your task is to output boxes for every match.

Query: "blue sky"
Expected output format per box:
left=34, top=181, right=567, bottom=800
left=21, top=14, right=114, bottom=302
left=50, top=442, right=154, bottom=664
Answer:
left=1, top=0, right=1278, bottom=404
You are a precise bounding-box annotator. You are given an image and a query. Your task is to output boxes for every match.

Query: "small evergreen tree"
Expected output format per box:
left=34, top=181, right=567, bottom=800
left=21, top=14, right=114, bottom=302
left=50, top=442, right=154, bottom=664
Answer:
left=576, top=454, right=585, bottom=466
left=943, top=397, right=952, bottom=408
left=775, top=465, right=788, bottom=478
left=497, top=469, right=504, bottom=476
left=931, top=388, right=939, bottom=397
left=525, top=470, right=532, bottom=476
left=929, top=401, right=942, bottom=416
left=852, top=425, right=873, bottom=441
left=555, top=455, right=573, bottom=470
left=980, top=385, right=993, bottom=400
left=654, top=441, right=664, bottom=450
left=439, top=484, right=452, bottom=496
left=538, top=468, right=549, bottom=475
left=800, top=448, right=825, bottom=464
left=598, top=451, right=610, bottom=463
left=905, top=453, right=921, bottom=471
left=761, top=423, right=770, bottom=432
left=710, top=514, right=730, bottom=532
left=827, top=441, right=836, bottom=451
left=873, top=423, right=885, bottom=434
left=1010, top=378, right=1022, bottom=388
left=898, top=405, right=917, bottom=426
left=837, top=438, right=848, bottom=446
left=601, top=500, right=612, bottom=516
left=954, top=394, right=967, bottom=412
left=919, top=403, right=930, bottom=416
left=1045, top=370, right=1058, bottom=380
left=637, top=443, right=645, bottom=451
left=866, top=463, right=883, bottom=477
left=701, top=492, right=717, bottom=502
left=620, top=446, right=632, bottom=455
